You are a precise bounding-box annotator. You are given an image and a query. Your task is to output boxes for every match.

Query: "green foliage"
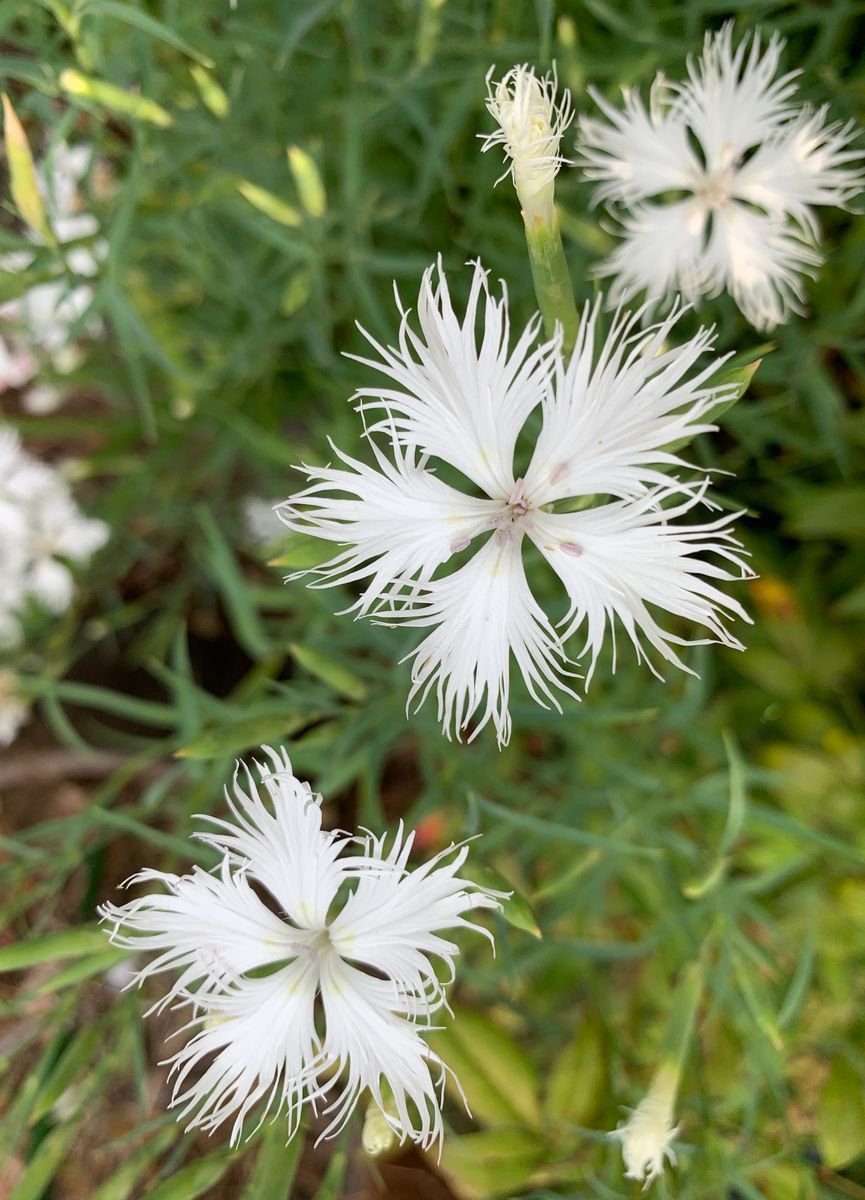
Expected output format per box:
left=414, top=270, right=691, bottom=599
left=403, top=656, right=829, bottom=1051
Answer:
left=0, top=0, right=864, bottom=1198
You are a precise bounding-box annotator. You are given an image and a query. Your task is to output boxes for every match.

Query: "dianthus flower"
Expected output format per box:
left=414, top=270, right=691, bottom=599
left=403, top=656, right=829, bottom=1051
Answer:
left=578, top=24, right=864, bottom=330
left=279, top=259, right=751, bottom=746
left=99, top=746, right=501, bottom=1149
left=0, top=427, right=107, bottom=646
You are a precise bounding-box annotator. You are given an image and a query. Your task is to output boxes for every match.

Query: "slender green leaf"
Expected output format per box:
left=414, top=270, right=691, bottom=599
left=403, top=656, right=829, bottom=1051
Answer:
left=91, top=1127, right=178, bottom=1200
left=243, top=1125, right=304, bottom=1200
left=0, top=927, right=108, bottom=973
left=79, top=1, right=214, bottom=66
left=143, top=1150, right=235, bottom=1200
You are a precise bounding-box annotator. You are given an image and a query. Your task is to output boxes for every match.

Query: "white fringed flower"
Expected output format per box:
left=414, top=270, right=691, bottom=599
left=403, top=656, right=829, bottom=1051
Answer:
left=482, top=64, right=573, bottom=225
left=278, top=260, right=752, bottom=746
left=610, top=1066, right=680, bottom=1188
left=0, top=427, right=108, bottom=645
left=0, top=141, right=106, bottom=400
left=99, top=746, right=501, bottom=1149
left=579, top=23, right=864, bottom=330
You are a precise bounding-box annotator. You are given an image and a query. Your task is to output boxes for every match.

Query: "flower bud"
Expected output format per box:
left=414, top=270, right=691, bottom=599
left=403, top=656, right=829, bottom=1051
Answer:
left=610, top=1063, right=680, bottom=1188
left=482, top=64, right=573, bottom=227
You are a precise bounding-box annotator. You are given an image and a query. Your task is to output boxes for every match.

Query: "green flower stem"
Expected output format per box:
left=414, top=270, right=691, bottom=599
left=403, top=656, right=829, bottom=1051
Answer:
left=525, top=212, right=580, bottom=357
left=660, top=958, right=705, bottom=1079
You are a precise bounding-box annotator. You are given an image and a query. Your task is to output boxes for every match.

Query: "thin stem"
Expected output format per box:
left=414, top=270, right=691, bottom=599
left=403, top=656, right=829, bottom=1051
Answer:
left=660, top=958, right=705, bottom=1074
left=524, top=213, right=580, bottom=357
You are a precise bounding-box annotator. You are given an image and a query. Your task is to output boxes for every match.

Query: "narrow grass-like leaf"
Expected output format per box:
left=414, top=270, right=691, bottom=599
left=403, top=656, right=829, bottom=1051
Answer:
left=142, top=1149, right=235, bottom=1200
left=30, top=1021, right=105, bottom=1122
left=197, top=506, right=272, bottom=659
left=175, top=712, right=308, bottom=760
left=35, top=948, right=127, bottom=995
left=289, top=643, right=366, bottom=701
left=79, top=1, right=215, bottom=66
left=243, top=1124, right=304, bottom=1200
left=9, top=1120, right=83, bottom=1200
left=0, top=927, right=108, bottom=973
left=475, top=794, right=659, bottom=857
left=2, top=94, right=52, bottom=242
left=91, top=1127, right=178, bottom=1200
left=59, top=70, right=174, bottom=127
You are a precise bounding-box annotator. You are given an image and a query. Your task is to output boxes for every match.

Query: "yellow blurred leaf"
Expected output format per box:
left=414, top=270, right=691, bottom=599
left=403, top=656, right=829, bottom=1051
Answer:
left=268, top=534, right=326, bottom=570
left=236, top=179, right=302, bottom=227
left=469, top=864, right=541, bottom=938
left=545, top=1013, right=606, bottom=1128
left=176, top=712, right=307, bottom=760
left=189, top=64, right=229, bottom=118
left=819, top=1055, right=865, bottom=1169
left=281, top=269, right=312, bottom=315
left=289, top=643, right=367, bottom=702
left=59, top=69, right=173, bottom=128
left=438, top=1128, right=545, bottom=1199
left=287, top=145, right=326, bottom=217
left=2, top=94, right=51, bottom=242
left=429, top=1008, right=541, bottom=1129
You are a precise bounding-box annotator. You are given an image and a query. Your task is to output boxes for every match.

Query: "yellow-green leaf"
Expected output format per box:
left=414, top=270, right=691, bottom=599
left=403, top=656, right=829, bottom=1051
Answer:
left=819, top=1055, right=865, bottom=1169
left=141, top=1150, right=234, bottom=1200
left=287, top=146, right=326, bottom=217
left=545, top=1013, right=606, bottom=1128
left=237, top=180, right=302, bottom=228
left=189, top=65, right=229, bottom=118
left=59, top=70, right=173, bottom=128
left=289, top=643, right=366, bottom=702
left=438, top=1128, right=545, bottom=1198
left=268, top=535, right=325, bottom=570
left=429, top=1008, right=541, bottom=1129
left=175, top=712, right=308, bottom=760
left=470, top=865, right=541, bottom=938
left=281, top=269, right=312, bottom=316
left=2, top=94, right=51, bottom=242
left=665, top=347, right=769, bottom=454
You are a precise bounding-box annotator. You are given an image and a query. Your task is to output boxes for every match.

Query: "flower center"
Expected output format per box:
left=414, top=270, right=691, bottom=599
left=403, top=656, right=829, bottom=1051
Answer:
left=302, top=927, right=333, bottom=961
left=504, top=477, right=532, bottom=522
left=695, top=168, right=732, bottom=210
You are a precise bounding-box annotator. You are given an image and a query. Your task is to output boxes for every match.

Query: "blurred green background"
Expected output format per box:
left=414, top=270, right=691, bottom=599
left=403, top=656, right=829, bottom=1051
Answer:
left=0, top=2, right=864, bottom=1198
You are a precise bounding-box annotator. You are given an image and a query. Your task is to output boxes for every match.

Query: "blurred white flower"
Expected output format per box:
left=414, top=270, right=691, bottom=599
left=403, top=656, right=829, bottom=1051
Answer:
left=242, top=496, right=284, bottom=544
left=279, top=259, right=752, bottom=746
left=579, top=23, right=864, bottom=330
left=610, top=1066, right=680, bottom=1188
left=21, top=382, right=63, bottom=415
left=99, top=746, right=501, bottom=1149
left=0, top=336, right=37, bottom=392
left=0, top=427, right=108, bottom=644
left=0, top=140, right=106, bottom=400
left=482, top=63, right=573, bottom=226
left=0, top=668, right=28, bottom=745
